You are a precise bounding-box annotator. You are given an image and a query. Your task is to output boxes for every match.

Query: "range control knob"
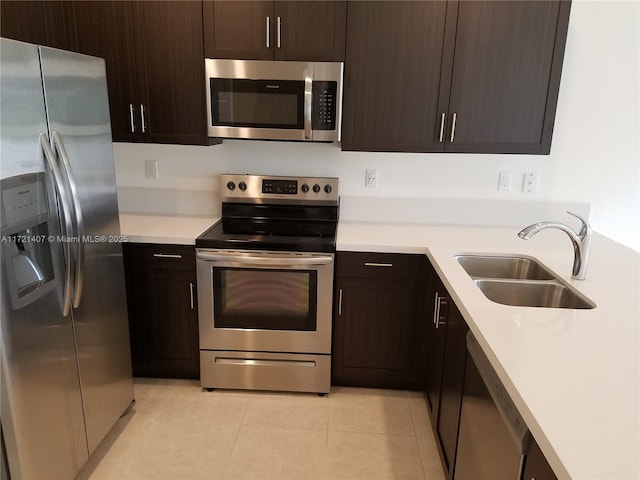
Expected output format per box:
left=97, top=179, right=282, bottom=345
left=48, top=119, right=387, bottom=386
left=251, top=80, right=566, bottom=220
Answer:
left=324, top=184, right=332, bottom=194
left=313, top=184, right=321, bottom=193
left=301, top=184, right=309, bottom=193
left=238, top=181, right=247, bottom=191
left=226, top=181, right=236, bottom=191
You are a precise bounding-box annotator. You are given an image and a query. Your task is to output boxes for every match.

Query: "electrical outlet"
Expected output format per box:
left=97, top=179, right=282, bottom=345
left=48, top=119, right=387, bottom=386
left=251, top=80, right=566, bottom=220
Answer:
left=365, top=168, right=378, bottom=188
left=498, top=171, right=512, bottom=191
left=523, top=172, right=538, bottom=193
left=145, top=160, right=158, bottom=179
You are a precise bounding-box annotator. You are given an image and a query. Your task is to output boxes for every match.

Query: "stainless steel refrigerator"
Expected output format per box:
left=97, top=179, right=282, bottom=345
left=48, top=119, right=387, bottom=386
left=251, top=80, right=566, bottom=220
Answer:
left=0, top=38, right=134, bottom=479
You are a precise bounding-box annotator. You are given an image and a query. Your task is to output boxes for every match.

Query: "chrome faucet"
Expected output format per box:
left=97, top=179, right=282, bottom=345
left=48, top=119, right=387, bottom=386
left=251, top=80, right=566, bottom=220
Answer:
left=518, top=211, right=592, bottom=280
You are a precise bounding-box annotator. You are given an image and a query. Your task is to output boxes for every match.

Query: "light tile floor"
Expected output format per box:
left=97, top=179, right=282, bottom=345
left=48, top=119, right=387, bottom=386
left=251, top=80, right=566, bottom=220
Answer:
left=77, top=378, right=446, bottom=480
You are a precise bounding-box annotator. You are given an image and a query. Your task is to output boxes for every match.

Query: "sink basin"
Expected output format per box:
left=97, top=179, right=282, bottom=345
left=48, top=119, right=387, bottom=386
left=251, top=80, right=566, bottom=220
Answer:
left=474, top=279, right=596, bottom=309
left=455, top=253, right=596, bottom=309
left=455, top=254, right=555, bottom=280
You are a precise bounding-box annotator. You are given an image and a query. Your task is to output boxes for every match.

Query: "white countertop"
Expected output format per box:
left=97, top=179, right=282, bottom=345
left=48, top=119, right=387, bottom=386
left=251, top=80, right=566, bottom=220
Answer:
left=338, top=221, right=640, bottom=480
left=119, top=213, right=218, bottom=245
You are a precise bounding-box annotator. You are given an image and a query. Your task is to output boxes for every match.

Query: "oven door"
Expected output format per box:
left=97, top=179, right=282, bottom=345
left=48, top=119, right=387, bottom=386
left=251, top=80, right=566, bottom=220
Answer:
left=196, top=249, right=334, bottom=354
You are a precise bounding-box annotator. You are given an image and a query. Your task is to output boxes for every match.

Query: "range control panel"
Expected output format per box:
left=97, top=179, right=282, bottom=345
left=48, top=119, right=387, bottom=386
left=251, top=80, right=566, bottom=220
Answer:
left=221, top=174, right=339, bottom=205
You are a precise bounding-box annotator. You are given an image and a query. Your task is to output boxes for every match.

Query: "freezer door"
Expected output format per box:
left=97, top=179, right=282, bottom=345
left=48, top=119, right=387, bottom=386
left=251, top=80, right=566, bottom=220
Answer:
left=39, top=46, right=134, bottom=454
left=0, top=38, right=89, bottom=479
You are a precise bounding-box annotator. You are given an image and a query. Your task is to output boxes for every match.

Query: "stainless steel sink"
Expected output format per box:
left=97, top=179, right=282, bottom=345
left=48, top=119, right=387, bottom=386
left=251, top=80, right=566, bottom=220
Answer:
left=474, top=279, right=596, bottom=309
left=455, top=254, right=596, bottom=309
left=455, top=254, right=555, bottom=280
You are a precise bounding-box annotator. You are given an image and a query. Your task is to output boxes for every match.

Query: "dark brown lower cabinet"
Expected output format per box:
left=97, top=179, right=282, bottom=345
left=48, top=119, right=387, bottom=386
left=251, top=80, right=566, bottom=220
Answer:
left=436, top=300, right=468, bottom=479
left=423, top=265, right=468, bottom=480
left=332, top=252, right=427, bottom=389
left=123, top=243, right=199, bottom=379
left=523, top=437, right=558, bottom=480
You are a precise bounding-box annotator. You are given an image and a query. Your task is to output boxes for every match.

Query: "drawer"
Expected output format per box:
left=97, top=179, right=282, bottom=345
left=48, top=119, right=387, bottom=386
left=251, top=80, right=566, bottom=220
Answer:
left=125, top=243, right=196, bottom=269
left=335, top=252, right=423, bottom=278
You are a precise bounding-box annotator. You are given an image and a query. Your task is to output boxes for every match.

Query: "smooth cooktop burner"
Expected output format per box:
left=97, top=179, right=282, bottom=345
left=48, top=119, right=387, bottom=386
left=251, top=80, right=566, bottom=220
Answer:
left=196, top=220, right=337, bottom=253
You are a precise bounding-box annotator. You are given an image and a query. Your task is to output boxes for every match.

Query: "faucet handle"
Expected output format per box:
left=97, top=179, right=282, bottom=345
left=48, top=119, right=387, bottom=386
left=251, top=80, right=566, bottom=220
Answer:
left=566, top=211, right=591, bottom=237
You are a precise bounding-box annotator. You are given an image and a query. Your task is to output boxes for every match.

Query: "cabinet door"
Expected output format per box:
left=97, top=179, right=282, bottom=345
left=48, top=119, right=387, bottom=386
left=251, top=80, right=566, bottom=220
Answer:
left=124, top=244, right=199, bottom=379
left=333, top=253, right=423, bottom=389
left=435, top=300, right=468, bottom=478
left=146, top=262, right=199, bottom=378
left=274, top=1, right=346, bottom=61
left=341, top=1, right=454, bottom=152
left=72, top=1, right=138, bottom=142
left=203, top=0, right=274, bottom=60
left=333, top=276, right=418, bottom=388
left=132, top=1, right=207, bottom=145
left=445, top=1, right=570, bottom=154
left=0, top=1, right=76, bottom=50
left=424, top=276, right=447, bottom=419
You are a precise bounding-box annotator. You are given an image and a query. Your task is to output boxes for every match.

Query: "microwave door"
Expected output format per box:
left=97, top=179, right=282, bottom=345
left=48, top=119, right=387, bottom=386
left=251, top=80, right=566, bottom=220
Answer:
left=209, top=78, right=307, bottom=141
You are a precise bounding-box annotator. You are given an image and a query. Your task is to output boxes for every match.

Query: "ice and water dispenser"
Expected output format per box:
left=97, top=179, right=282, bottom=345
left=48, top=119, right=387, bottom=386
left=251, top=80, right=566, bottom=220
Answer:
left=1, top=172, right=57, bottom=308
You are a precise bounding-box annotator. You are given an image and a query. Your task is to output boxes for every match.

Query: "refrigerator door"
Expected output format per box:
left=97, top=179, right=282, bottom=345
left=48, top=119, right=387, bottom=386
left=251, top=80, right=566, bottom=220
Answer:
left=0, top=38, right=89, bottom=479
left=39, top=46, right=134, bottom=455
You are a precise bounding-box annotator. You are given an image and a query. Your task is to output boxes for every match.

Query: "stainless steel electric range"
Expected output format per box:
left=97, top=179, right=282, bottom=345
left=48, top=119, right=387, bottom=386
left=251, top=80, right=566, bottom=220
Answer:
left=196, top=174, right=339, bottom=394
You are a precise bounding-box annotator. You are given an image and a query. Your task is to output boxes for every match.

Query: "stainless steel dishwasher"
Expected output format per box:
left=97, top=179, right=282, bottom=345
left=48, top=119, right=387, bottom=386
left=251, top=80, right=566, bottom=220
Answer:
left=454, top=333, right=532, bottom=479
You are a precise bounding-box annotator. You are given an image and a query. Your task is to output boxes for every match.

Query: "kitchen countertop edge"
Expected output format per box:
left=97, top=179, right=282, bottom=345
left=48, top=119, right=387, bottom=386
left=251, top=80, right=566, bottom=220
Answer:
left=119, top=213, right=219, bottom=245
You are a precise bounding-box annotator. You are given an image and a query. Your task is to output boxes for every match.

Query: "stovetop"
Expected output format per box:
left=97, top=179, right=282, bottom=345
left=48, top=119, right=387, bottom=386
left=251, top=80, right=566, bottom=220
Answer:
left=196, top=174, right=339, bottom=253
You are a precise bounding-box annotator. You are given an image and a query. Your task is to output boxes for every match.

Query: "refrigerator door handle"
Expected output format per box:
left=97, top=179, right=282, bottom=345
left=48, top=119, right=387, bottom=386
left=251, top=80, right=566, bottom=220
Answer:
left=52, top=132, right=85, bottom=309
left=40, top=133, right=74, bottom=317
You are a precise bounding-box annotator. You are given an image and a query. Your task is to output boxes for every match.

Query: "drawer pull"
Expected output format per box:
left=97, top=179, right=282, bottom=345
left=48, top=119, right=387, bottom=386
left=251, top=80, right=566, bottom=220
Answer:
left=364, top=262, right=393, bottom=267
left=153, top=253, right=182, bottom=259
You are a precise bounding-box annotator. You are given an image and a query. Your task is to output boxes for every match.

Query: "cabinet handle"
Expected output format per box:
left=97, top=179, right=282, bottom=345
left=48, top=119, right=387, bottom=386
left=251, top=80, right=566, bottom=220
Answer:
left=266, top=16, right=270, bottom=48
left=338, top=288, right=343, bottom=316
left=438, top=112, right=446, bottom=143
left=153, top=253, right=182, bottom=259
left=140, top=104, right=146, bottom=133
left=436, top=297, right=448, bottom=329
left=434, top=294, right=448, bottom=329
left=364, top=262, right=393, bottom=267
left=129, top=104, right=135, bottom=133
left=189, top=282, right=195, bottom=310
left=276, top=16, right=282, bottom=48
left=450, top=112, right=457, bottom=143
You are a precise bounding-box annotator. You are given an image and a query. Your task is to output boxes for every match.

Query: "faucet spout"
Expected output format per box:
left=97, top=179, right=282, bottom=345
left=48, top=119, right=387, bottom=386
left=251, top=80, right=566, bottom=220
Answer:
left=517, top=212, right=592, bottom=280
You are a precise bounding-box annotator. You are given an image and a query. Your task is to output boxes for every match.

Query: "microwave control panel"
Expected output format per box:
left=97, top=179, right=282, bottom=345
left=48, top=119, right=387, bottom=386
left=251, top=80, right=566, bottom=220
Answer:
left=312, top=81, right=337, bottom=131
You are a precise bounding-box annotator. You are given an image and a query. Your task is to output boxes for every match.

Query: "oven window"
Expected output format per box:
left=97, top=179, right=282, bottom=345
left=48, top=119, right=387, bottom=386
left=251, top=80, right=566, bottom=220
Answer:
left=211, top=78, right=304, bottom=129
left=213, top=268, right=317, bottom=331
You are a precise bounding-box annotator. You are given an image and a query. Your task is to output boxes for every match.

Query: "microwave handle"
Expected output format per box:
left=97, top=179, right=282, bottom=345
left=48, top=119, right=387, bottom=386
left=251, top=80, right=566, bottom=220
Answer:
left=304, top=76, right=312, bottom=140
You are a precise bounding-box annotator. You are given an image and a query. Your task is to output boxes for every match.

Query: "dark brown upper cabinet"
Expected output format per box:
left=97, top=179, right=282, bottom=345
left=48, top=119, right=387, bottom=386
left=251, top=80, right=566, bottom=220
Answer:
left=341, top=1, right=450, bottom=153
left=0, top=1, right=77, bottom=51
left=342, top=1, right=571, bottom=154
left=71, top=1, right=207, bottom=145
left=203, top=1, right=347, bottom=61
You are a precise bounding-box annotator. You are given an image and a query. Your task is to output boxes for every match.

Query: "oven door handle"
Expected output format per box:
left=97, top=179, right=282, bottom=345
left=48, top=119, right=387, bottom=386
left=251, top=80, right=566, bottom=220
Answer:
left=197, top=252, right=333, bottom=267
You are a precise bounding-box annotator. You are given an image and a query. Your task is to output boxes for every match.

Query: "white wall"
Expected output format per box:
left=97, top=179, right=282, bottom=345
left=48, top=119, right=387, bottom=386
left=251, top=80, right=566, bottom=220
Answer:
left=114, top=0, right=640, bottom=251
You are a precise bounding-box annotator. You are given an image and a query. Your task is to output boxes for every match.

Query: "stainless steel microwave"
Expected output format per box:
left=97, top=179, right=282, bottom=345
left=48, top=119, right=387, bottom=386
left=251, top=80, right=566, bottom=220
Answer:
left=205, top=59, right=343, bottom=142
